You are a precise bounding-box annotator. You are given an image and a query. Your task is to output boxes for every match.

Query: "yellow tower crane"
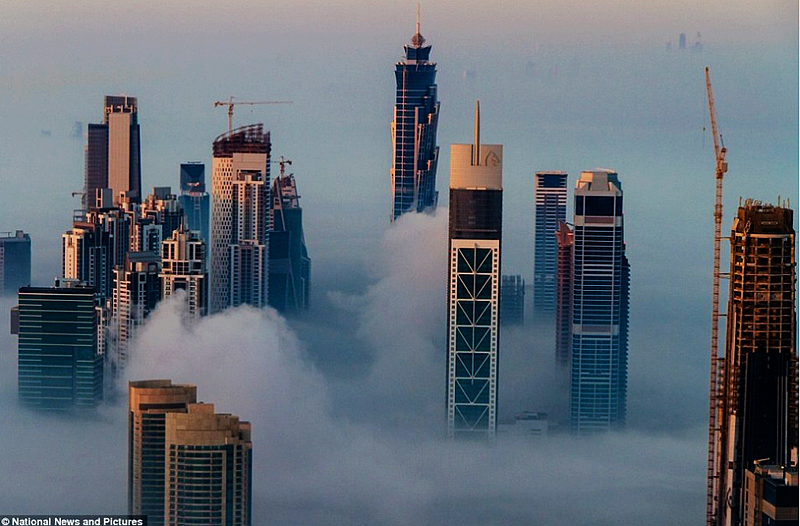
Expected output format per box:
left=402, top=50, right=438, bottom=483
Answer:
left=213, top=97, right=292, bottom=134
left=704, top=66, right=729, bottom=526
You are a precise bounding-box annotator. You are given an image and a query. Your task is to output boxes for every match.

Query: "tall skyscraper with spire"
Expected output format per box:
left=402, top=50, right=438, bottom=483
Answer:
left=569, top=170, right=629, bottom=433
left=390, top=7, right=440, bottom=221
left=446, top=102, right=502, bottom=439
left=712, top=201, right=797, bottom=526
left=85, top=95, right=142, bottom=208
left=209, top=124, right=271, bottom=313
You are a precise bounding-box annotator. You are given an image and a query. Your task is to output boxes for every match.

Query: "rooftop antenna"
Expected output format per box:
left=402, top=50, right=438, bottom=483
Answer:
left=473, top=100, right=481, bottom=166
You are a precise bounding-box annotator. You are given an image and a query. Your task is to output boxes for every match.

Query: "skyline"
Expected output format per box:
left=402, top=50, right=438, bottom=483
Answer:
left=0, top=1, right=798, bottom=523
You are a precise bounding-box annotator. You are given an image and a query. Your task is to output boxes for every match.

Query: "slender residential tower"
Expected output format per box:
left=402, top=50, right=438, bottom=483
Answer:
left=390, top=7, right=440, bottom=221
left=569, top=170, right=629, bottom=433
left=85, top=95, right=142, bottom=208
left=533, top=172, right=568, bottom=314
left=555, top=221, right=574, bottom=368
left=446, top=102, right=502, bottom=439
left=128, top=380, right=197, bottom=526
left=160, top=222, right=207, bottom=319
left=165, top=403, right=253, bottom=525
left=210, top=125, right=270, bottom=313
left=714, top=201, right=797, bottom=526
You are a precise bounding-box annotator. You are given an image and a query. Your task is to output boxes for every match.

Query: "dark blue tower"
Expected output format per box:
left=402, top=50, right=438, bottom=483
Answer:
left=390, top=11, right=440, bottom=221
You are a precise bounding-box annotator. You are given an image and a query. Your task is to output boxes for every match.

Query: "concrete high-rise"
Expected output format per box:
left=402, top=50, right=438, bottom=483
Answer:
left=0, top=230, right=31, bottom=295
left=446, top=102, right=502, bottom=439
left=165, top=403, right=252, bottom=526
left=268, top=163, right=311, bottom=313
left=15, top=284, right=103, bottom=410
left=713, top=202, right=797, bottom=526
left=85, top=95, right=142, bottom=208
left=533, top=172, right=567, bottom=314
left=210, top=124, right=270, bottom=313
left=569, top=170, right=629, bottom=433
left=110, top=252, right=161, bottom=374
left=160, top=222, right=207, bottom=319
left=390, top=11, right=440, bottom=221
left=128, top=380, right=197, bottom=526
left=555, top=221, right=574, bottom=368
left=178, top=162, right=210, bottom=243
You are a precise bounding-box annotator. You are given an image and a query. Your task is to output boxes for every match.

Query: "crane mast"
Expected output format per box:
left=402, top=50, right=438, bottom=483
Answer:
left=704, top=66, right=728, bottom=526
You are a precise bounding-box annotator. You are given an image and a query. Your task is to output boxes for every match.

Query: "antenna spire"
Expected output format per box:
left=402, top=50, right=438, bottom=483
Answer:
left=416, top=3, right=421, bottom=36
left=473, top=100, right=481, bottom=166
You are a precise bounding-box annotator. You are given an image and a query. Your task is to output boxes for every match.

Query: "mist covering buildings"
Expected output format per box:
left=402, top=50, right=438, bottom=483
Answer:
left=0, top=0, right=797, bottom=524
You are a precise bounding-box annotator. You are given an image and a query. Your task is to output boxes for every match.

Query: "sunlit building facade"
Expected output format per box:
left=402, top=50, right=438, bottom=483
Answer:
left=210, top=125, right=270, bottom=313
left=160, top=223, right=207, bottom=319
left=85, top=95, right=141, bottom=208
left=446, top=103, right=502, bottom=439
left=128, top=380, right=197, bottom=526
left=165, top=403, right=252, bottom=526
left=390, top=16, right=440, bottom=220
left=715, top=202, right=797, bottom=526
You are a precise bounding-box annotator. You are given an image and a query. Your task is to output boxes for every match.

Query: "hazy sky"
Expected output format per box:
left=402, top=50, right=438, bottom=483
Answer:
left=0, top=0, right=797, bottom=523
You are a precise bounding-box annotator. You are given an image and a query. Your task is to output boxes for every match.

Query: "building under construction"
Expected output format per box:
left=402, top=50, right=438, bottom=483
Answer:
left=712, top=201, right=798, bottom=526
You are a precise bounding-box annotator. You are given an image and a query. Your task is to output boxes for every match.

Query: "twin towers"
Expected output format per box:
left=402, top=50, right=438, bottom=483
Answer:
left=390, top=16, right=629, bottom=438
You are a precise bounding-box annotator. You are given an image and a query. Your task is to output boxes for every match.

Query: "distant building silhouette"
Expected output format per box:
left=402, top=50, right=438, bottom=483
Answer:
left=268, top=160, right=311, bottom=313
left=713, top=202, right=797, bottom=526
left=569, top=170, right=629, bottom=433
left=390, top=9, right=440, bottom=220
left=679, top=32, right=687, bottom=50
left=0, top=230, right=31, bottom=294
left=500, top=275, right=525, bottom=325
left=15, top=284, right=103, bottom=410
left=85, top=95, right=141, bottom=209
left=446, top=102, right=502, bottom=439
left=533, top=172, right=567, bottom=314
left=178, top=162, right=210, bottom=243
left=210, top=124, right=271, bottom=313
left=128, top=380, right=197, bottom=526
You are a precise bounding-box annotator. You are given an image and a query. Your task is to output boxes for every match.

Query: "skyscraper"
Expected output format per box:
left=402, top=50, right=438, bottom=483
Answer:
left=85, top=95, right=141, bottom=208
left=446, top=102, right=502, bottom=439
left=268, top=161, right=311, bottom=313
left=0, top=230, right=31, bottom=295
left=15, top=284, right=103, bottom=410
left=160, top=222, right=207, bottom=319
left=713, top=202, right=797, bottom=526
left=128, top=380, right=197, bottom=526
left=555, top=221, right=574, bottom=368
left=136, top=187, right=183, bottom=253
left=533, top=171, right=567, bottom=314
left=500, top=275, right=525, bottom=326
left=165, top=403, right=252, bottom=525
left=210, top=124, right=270, bottom=313
left=110, top=252, right=161, bottom=374
left=178, top=162, right=210, bottom=243
left=569, top=170, right=629, bottom=433
left=390, top=11, right=440, bottom=221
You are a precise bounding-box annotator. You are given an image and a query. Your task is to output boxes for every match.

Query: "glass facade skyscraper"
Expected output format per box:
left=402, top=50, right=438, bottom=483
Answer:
left=569, top=170, right=629, bottom=433
left=533, top=172, right=567, bottom=314
left=390, top=17, right=440, bottom=221
left=0, top=230, right=31, bottom=295
left=446, top=103, right=502, bottom=439
left=16, top=285, right=103, bottom=410
left=178, top=162, right=210, bottom=244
